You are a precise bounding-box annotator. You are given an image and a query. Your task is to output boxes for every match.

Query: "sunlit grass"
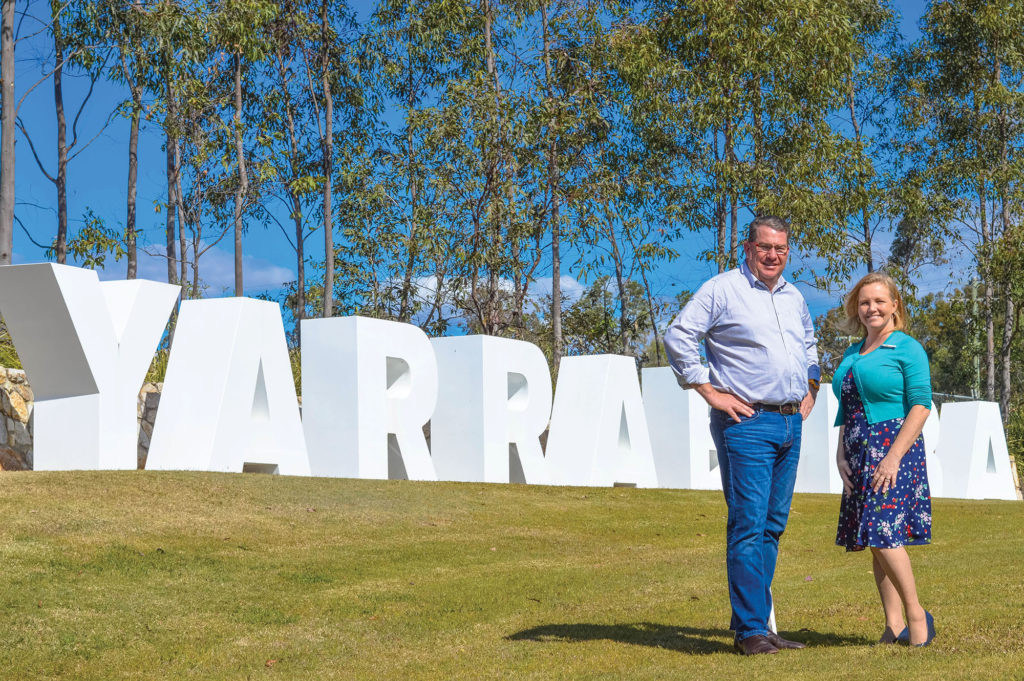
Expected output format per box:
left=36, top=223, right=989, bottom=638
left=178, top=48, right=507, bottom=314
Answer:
left=0, top=471, right=1021, bottom=680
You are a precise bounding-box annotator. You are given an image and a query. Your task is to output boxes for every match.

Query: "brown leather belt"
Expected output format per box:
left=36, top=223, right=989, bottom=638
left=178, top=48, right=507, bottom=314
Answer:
left=754, top=402, right=801, bottom=415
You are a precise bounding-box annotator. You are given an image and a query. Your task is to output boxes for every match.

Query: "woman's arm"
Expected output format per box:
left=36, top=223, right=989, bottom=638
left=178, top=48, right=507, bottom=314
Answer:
left=870, top=404, right=930, bottom=493
left=835, top=425, right=854, bottom=495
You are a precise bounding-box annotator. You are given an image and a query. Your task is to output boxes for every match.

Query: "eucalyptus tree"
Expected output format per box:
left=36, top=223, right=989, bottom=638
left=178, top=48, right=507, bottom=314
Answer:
left=0, top=0, right=15, bottom=266
left=146, top=0, right=208, bottom=286
left=210, top=0, right=277, bottom=295
left=903, top=0, right=1024, bottom=414
left=834, top=0, right=903, bottom=275
left=15, top=0, right=111, bottom=265
left=298, top=0, right=361, bottom=318
left=259, top=0, right=319, bottom=322
left=367, top=0, right=478, bottom=326
left=95, top=0, right=155, bottom=279
left=644, top=0, right=883, bottom=282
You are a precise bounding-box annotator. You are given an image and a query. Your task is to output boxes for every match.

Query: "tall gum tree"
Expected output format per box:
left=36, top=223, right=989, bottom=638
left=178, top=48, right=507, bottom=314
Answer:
left=904, top=0, right=1024, bottom=414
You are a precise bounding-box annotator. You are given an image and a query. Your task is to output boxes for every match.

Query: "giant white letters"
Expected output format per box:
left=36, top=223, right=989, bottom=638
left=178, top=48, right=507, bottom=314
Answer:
left=795, top=388, right=843, bottom=494
left=430, top=336, right=551, bottom=484
left=301, top=316, right=437, bottom=480
left=146, top=298, right=309, bottom=475
left=920, top=403, right=945, bottom=497
left=0, top=264, right=178, bottom=469
left=0, top=261, right=1019, bottom=500
left=641, top=367, right=721, bottom=490
left=546, top=355, right=658, bottom=487
left=936, top=401, right=1017, bottom=500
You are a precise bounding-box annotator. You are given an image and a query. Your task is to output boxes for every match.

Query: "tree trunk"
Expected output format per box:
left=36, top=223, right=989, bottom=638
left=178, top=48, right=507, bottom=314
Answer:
left=729, top=193, right=738, bottom=267
left=163, top=58, right=178, bottom=285
left=320, top=0, right=334, bottom=318
left=725, top=120, right=736, bottom=267
left=848, top=78, right=873, bottom=272
left=291, top=188, right=304, bottom=323
left=1000, top=294, right=1014, bottom=418
left=164, top=135, right=178, bottom=285
left=52, top=7, right=68, bottom=264
left=0, top=0, right=15, bottom=266
left=979, top=184, right=994, bottom=402
left=606, top=209, right=629, bottom=356
left=541, top=2, right=562, bottom=366
left=125, top=100, right=139, bottom=278
left=751, top=75, right=763, bottom=212
left=277, top=49, right=305, bottom=325
left=716, top=197, right=726, bottom=274
left=232, top=51, right=248, bottom=296
left=174, top=140, right=186, bottom=289
left=398, top=16, right=418, bottom=322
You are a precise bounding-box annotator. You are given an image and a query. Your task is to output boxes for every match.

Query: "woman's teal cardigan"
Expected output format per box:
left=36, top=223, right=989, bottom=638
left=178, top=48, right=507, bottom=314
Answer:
left=831, top=330, right=932, bottom=427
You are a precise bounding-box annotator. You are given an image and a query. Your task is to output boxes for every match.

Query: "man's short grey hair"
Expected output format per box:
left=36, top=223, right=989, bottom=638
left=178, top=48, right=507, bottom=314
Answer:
left=746, top=216, right=790, bottom=243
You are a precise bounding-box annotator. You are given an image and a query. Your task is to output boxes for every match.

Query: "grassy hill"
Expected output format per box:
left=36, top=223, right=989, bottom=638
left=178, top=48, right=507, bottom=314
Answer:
left=1, top=471, right=1022, bottom=680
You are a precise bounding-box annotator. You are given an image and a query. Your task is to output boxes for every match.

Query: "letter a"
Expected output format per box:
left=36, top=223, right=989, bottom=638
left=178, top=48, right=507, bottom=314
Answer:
left=146, top=298, right=309, bottom=475
left=546, top=355, right=658, bottom=487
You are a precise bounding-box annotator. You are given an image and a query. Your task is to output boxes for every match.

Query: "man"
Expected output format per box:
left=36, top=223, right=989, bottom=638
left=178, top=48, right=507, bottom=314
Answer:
left=664, top=216, right=820, bottom=655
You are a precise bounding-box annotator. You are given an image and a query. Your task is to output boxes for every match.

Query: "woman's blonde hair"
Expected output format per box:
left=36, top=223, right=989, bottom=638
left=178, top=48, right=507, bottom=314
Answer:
left=843, top=272, right=907, bottom=335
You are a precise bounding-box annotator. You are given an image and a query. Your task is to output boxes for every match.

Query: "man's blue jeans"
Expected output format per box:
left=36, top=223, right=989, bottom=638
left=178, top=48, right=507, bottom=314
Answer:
left=709, top=408, right=802, bottom=641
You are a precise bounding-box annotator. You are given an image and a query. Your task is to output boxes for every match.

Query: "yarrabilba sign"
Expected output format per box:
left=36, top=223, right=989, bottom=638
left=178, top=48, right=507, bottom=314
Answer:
left=0, top=263, right=1018, bottom=501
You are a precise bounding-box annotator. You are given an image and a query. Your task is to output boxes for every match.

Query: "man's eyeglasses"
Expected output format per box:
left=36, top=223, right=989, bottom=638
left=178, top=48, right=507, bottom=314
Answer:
left=754, top=243, right=789, bottom=256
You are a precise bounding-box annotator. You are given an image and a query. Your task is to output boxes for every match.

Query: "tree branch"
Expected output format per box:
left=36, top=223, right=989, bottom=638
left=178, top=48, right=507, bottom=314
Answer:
left=14, top=117, right=57, bottom=183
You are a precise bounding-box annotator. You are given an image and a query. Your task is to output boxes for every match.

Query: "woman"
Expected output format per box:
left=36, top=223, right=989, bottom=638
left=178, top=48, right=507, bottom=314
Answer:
left=833, top=272, right=936, bottom=647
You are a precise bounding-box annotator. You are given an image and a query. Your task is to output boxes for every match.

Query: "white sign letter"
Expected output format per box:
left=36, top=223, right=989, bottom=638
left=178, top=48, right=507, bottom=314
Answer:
left=641, top=367, right=721, bottom=490
left=0, top=264, right=178, bottom=470
left=546, top=355, right=657, bottom=487
left=431, top=335, right=551, bottom=484
left=936, top=401, right=1016, bottom=500
left=301, top=316, right=437, bottom=480
left=146, top=298, right=309, bottom=475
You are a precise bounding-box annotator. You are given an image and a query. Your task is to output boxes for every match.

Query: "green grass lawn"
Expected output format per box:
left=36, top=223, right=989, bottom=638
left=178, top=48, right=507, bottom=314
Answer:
left=1, top=471, right=1022, bottom=680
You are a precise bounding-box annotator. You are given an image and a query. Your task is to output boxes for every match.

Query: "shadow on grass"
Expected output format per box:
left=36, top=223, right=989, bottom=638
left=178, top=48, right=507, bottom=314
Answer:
left=507, top=622, right=871, bottom=655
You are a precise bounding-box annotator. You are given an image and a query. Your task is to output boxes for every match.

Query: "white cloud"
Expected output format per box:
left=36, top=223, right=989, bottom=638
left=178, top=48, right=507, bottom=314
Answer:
left=89, top=243, right=295, bottom=296
left=529, top=275, right=586, bottom=304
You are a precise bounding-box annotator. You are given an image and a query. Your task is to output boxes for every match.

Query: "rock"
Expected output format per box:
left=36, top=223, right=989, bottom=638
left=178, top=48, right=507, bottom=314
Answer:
left=0, top=412, right=6, bottom=443
left=0, top=366, right=7, bottom=382
left=9, top=418, right=31, bottom=448
left=0, top=444, right=30, bottom=471
left=140, top=420, right=154, bottom=438
left=1, top=389, right=29, bottom=422
left=144, top=391, right=161, bottom=412
left=15, top=384, right=32, bottom=403
left=7, top=369, right=26, bottom=385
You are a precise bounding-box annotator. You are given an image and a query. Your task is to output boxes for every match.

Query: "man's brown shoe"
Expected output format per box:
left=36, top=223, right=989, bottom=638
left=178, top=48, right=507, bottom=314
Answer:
left=766, top=632, right=806, bottom=650
left=733, top=635, right=779, bottom=655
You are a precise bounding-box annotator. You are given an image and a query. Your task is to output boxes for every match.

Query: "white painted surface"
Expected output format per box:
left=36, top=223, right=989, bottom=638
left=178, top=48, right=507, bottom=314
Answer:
left=641, top=367, right=721, bottom=490
left=936, top=401, right=1017, bottom=500
left=431, top=335, right=551, bottom=484
left=0, top=264, right=177, bottom=470
left=301, top=316, right=437, bottom=480
left=546, top=355, right=658, bottom=487
left=146, top=297, right=309, bottom=475
left=796, top=387, right=843, bottom=494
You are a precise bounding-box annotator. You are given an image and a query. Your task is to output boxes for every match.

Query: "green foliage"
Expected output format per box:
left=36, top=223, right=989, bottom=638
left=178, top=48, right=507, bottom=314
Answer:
left=0, top=316, right=22, bottom=369
left=144, top=348, right=169, bottom=384
left=52, top=208, right=127, bottom=270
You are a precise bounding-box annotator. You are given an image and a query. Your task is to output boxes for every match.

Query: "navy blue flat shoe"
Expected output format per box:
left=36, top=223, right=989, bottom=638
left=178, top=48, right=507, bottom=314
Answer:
left=913, top=611, right=936, bottom=647
left=875, top=626, right=908, bottom=645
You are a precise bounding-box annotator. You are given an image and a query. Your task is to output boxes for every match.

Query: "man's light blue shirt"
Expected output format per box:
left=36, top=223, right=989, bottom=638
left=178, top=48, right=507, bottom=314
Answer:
left=663, top=261, right=821, bottom=405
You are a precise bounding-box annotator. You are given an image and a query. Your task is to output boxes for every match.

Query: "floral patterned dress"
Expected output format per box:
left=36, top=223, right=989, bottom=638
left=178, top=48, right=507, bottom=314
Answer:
left=835, top=368, right=931, bottom=551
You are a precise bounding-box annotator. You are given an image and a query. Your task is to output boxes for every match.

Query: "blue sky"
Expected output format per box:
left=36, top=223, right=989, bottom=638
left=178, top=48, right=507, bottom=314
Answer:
left=8, top=0, right=942, bottom=322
